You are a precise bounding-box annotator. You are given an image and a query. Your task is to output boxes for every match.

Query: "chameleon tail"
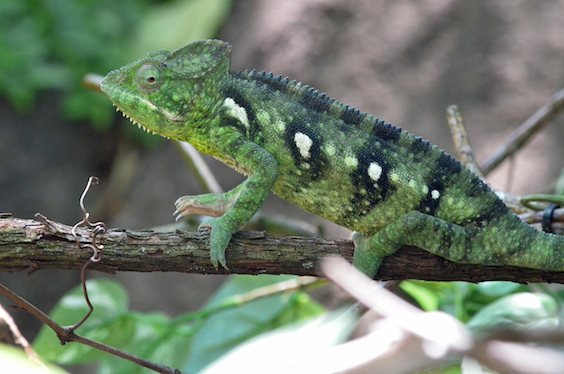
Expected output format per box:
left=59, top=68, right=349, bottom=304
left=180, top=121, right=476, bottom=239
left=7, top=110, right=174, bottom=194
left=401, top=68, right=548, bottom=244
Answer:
left=352, top=210, right=564, bottom=278
left=488, top=212, right=564, bottom=271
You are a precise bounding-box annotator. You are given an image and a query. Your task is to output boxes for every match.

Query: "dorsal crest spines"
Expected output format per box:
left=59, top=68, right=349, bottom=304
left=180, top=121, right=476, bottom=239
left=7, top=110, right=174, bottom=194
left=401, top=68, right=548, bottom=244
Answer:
left=233, top=69, right=410, bottom=144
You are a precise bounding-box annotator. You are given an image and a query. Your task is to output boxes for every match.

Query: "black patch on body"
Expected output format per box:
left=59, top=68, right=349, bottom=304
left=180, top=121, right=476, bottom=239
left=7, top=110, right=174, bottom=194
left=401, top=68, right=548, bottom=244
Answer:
left=348, top=142, right=396, bottom=218
left=408, top=136, right=433, bottom=157
left=417, top=179, right=445, bottom=217
left=463, top=176, right=510, bottom=227
left=437, top=152, right=463, bottom=176
left=284, top=120, right=328, bottom=182
left=416, top=153, right=455, bottom=216
left=219, top=117, right=248, bottom=137
left=415, top=150, right=509, bottom=227
left=223, top=86, right=264, bottom=144
left=436, top=151, right=510, bottom=226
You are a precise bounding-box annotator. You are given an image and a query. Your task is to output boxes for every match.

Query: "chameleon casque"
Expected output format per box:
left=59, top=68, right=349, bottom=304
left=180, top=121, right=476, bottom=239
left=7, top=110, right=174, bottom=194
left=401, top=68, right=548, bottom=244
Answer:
left=101, top=39, right=564, bottom=278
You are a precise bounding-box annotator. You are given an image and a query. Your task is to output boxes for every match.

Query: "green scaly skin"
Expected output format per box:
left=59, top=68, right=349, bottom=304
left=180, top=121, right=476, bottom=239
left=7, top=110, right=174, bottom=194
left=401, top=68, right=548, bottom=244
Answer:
left=100, top=39, right=564, bottom=277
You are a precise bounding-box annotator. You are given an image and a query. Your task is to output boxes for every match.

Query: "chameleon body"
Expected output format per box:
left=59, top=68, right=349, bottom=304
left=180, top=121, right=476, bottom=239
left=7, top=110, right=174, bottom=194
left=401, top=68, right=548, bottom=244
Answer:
left=101, top=39, right=564, bottom=277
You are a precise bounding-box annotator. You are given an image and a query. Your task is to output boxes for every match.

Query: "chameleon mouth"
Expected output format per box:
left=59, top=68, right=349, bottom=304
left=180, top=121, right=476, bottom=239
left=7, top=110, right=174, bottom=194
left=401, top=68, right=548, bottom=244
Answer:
left=114, top=106, right=169, bottom=138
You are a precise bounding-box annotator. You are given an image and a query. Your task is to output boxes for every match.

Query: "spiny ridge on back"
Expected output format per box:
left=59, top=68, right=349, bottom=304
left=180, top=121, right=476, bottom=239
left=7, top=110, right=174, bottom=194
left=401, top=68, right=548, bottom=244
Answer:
left=235, top=69, right=407, bottom=144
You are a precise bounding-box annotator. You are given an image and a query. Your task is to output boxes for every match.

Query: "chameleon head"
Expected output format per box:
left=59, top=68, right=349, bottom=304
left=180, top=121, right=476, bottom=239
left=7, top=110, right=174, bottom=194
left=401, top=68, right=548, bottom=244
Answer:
left=100, top=39, right=232, bottom=140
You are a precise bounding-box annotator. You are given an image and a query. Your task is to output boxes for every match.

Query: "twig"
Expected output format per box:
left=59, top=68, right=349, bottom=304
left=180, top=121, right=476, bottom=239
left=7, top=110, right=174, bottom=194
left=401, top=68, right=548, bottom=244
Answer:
left=446, top=106, right=535, bottom=214
left=0, top=282, right=182, bottom=374
left=82, top=74, right=103, bottom=94
left=481, top=87, right=564, bottom=176
left=320, top=257, right=564, bottom=374
left=174, top=141, right=224, bottom=195
left=71, top=176, right=107, bottom=331
left=173, top=277, right=323, bottom=325
left=446, top=105, right=484, bottom=179
left=0, top=303, right=46, bottom=369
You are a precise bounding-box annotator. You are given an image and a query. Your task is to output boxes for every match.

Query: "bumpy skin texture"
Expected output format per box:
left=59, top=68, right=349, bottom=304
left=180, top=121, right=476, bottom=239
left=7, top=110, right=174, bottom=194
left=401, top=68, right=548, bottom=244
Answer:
left=101, top=39, right=564, bottom=277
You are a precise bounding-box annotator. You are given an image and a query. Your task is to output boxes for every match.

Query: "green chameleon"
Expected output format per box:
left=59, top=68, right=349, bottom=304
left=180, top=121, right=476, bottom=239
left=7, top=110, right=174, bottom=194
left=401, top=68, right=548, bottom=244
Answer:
left=101, top=39, right=564, bottom=277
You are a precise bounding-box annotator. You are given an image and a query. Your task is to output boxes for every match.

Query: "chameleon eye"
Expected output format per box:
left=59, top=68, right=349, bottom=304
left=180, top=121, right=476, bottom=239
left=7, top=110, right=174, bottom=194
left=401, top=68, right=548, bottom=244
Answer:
left=136, top=63, right=163, bottom=93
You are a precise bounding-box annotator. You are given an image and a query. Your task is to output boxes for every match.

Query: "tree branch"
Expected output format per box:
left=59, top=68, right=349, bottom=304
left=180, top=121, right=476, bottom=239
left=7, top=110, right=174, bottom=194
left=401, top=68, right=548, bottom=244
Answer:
left=1, top=214, right=564, bottom=283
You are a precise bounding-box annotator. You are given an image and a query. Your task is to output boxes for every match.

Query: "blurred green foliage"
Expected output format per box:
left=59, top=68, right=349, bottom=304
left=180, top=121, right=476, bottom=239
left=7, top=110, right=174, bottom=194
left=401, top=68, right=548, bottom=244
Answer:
left=0, top=0, right=146, bottom=128
left=0, top=0, right=232, bottom=133
left=32, top=276, right=564, bottom=374
left=33, top=276, right=327, bottom=374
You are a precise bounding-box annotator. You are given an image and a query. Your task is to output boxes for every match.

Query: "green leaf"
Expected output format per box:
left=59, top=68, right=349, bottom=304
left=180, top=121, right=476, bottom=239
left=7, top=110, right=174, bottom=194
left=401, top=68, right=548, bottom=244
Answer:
left=400, top=281, right=440, bottom=311
left=475, top=281, right=522, bottom=297
left=417, top=362, right=462, bottom=374
left=33, top=278, right=134, bottom=365
left=467, top=292, right=559, bottom=337
left=33, top=275, right=327, bottom=373
left=131, top=0, right=233, bottom=59
left=184, top=275, right=326, bottom=373
left=0, top=344, right=70, bottom=374
left=97, top=311, right=193, bottom=374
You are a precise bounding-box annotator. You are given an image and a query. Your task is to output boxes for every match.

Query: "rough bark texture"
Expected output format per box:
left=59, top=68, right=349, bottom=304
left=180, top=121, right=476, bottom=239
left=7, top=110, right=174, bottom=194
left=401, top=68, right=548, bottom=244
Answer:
left=2, top=215, right=564, bottom=283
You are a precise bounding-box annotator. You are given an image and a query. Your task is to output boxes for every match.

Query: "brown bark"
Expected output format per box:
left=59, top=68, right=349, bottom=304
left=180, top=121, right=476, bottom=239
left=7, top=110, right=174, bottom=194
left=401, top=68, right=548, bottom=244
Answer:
left=1, top=214, right=563, bottom=283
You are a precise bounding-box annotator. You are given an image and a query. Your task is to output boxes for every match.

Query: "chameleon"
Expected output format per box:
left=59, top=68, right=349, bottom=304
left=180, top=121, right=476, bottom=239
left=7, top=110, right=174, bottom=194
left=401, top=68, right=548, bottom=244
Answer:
left=100, top=39, right=564, bottom=278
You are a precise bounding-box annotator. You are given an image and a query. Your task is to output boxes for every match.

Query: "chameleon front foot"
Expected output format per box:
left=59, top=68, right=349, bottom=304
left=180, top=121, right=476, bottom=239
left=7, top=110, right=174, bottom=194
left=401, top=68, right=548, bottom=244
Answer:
left=174, top=194, right=231, bottom=221
left=174, top=194, right=236, bottom=270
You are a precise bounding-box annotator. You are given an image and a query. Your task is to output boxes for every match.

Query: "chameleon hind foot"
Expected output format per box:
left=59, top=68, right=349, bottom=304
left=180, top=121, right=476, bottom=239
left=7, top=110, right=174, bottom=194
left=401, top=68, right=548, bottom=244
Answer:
left=351, top=231, right=384, bottom=278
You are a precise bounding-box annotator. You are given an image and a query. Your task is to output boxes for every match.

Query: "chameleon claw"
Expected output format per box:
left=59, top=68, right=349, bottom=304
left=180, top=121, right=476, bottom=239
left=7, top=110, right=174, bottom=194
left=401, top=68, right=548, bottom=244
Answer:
left=210, top=248, right=229, bottom=271
left=199, top=218, right=232, bottom=271
left=210, top=252, right=219, bottom=269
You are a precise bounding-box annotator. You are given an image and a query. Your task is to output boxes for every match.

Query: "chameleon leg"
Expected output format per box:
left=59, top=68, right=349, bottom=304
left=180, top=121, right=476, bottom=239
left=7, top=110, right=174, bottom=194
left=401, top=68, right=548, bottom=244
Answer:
left=352, top=211, right=477, bottom=278
left=187, top=130, right=279, bottom=269
left=174, top=183, right=248, bottom=269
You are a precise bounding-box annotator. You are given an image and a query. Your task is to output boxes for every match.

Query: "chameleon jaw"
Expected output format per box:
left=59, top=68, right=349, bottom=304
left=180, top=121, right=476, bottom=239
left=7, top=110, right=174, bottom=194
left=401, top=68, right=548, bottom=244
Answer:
left=114, top=106, right=169, bottom=138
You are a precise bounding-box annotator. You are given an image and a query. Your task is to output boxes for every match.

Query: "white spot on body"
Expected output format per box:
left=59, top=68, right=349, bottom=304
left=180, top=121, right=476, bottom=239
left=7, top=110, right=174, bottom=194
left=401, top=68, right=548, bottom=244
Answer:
left=368, top=162, right=382, bottom=182
left=224, top=97, right=250, bottom=129
left=257, top=109, right=270, bottom=123
left=294, top=132, right=313, bottom=159
left=325, top=144, right=336, bottom=156
left=276, top=120, right=286, bottom=132
left=431, top=189, right=440, bottom=199
left=345, top=156, right=358, bottom=168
